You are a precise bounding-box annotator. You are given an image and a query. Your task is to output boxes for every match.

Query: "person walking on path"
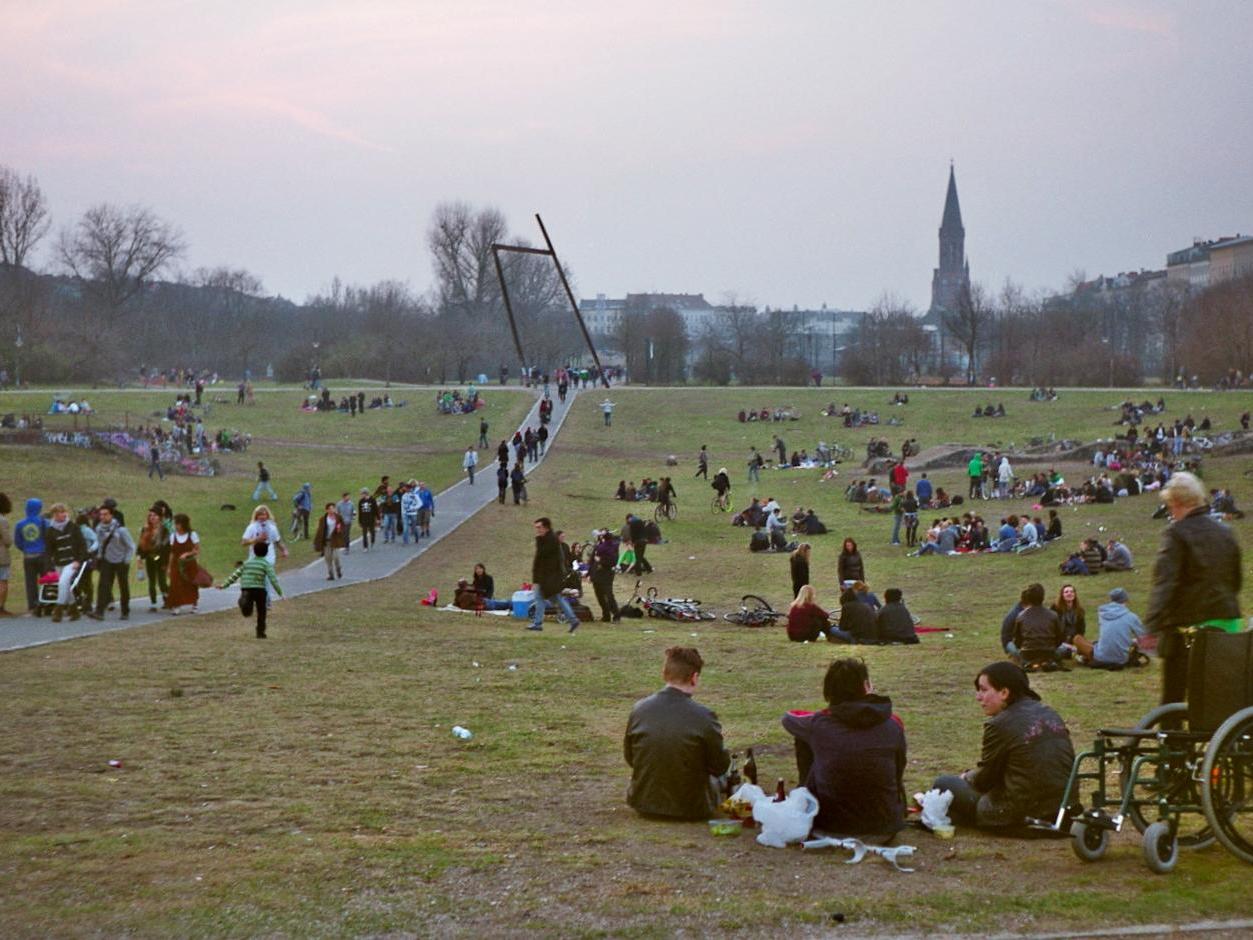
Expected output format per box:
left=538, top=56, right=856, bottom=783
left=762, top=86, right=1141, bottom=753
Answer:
left=45, top=503, right=87, bottom=622
left=219, top=542, right=283, bottom=638
left=0, top=493, right=13, bottom=617
left=292, top=483, right=312, bottom=541
left=463, top=445, right=478, bottom=485
left=148, top=441, right=165, bottom=480
left=13, top=497, right=47, bottom=615
left=417, top=481, right=436, bottom=537
left=1144, top=471, right=1243, bottom=706
left=313, top=503, right=347, bottom=580
left=356, top=488, right=378, bottom=551
left=511, top=462, right=527, bottom=505
left=537, top=424, right=548, bottom=455
left=496, top=464, right=509, bottom=504
left=601, top=398, right=615, bottom=427
left=253, top=462, right=277, bottom=501
left=695, top=445, right=709, bottom=480
left=86, top=504, right=136, bottom=621
left=528, top=516, right=581, bottom=633
left=401, top=483, right=420, bottom=545
left=478, top=417, right=489, bottom=449
left=336, top=492, right=355, bottom=554
left=136, top=507, right=171, bottom=612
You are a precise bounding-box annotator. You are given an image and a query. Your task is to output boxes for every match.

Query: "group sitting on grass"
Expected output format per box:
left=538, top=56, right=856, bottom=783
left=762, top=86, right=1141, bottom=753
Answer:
left=624, top=648, right=1074, bottom=842
left=1000, top=581, right=1149, bottom=672
left=905, top=510, right=1063, bottom=557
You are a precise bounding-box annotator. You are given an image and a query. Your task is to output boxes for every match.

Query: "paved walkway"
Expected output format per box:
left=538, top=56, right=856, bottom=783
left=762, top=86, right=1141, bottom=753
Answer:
left=0, top=389, right=579, bottom=652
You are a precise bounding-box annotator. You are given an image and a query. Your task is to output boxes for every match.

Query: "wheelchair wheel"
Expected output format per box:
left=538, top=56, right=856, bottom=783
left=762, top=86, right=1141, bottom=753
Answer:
left=1141, top=821, right=1179, bottom=874
left=1122, top=703, right=1215, bottom=850
left=1070, top=820, right=1110, bottom=862
left=1200, top=706, right=1253, bottom=865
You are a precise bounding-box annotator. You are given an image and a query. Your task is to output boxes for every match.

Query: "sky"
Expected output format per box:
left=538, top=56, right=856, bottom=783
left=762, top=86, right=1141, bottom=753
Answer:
left=6, top=0, right=1253, bottom=312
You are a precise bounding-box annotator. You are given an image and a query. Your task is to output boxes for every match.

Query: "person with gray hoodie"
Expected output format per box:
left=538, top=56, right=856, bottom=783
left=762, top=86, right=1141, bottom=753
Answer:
left=88, top=504, right=136, bottom=621
left=1075, top=587, right=1145, bottom=668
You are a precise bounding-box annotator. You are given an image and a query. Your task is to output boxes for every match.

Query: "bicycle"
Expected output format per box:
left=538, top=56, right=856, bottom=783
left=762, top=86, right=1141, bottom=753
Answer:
left=723, top=594, right=786, bottom=627
left=627, top=579, right=715, bottom=621
left=655, top=500, right=677, bottom=522
left=711, top=492, right=730, bottom=513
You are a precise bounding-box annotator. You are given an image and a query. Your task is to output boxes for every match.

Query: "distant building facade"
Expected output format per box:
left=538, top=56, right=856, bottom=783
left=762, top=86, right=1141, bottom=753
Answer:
left=1166, top=235, right=1253, bottom=290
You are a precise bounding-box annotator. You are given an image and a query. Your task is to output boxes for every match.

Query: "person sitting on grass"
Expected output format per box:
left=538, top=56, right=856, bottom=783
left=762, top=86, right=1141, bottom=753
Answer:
left=781, top=658, right=906, bottom=838
left=800, top=508, right=828, bottom=535
left=930, top=662, right=1075, bottom=832
left=876, top=588, right=919, bottom=644
left=1010, top=582, right=1064, bottom=670
left=748, top=524, right=771, bottom=553
left=1103, top=537, right=1134, bottom=571
left=829, top=587, right=878, bottom=645
left=787, top=584, right=831, bottom=642
left=1051, top=583, right=1087, bottom=657
left=624, top=646, right=731, bottom=821
left=218, top=542, right=283, bottom=639
left=1074, top=587, right=1147, bottom=669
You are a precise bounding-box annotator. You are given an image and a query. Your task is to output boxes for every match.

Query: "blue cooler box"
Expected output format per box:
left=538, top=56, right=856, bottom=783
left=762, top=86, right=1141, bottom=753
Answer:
left=511, top=589, right=535, bottom=619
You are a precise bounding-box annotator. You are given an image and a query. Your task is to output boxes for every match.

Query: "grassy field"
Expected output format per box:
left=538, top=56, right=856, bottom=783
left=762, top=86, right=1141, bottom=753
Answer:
left=1, top=386, right=1251, bottom=937
left=0, top=384, right=534, bottom=578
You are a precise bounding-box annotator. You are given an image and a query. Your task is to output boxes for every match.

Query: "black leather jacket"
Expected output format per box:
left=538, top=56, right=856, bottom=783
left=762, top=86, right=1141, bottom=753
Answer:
left=1145, top=506, right=1242, bottom=633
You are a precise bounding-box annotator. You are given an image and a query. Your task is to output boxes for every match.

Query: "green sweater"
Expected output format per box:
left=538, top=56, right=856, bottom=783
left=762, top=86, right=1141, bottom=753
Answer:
left=221, top=557, right=283, bottom=595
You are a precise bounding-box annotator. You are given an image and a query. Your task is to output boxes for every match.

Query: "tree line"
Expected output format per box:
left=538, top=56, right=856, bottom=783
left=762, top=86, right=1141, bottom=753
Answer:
left=0, top=164, right=582, bottom=385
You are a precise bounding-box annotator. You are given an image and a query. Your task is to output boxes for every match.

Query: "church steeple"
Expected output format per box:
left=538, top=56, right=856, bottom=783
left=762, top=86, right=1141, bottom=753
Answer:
left=929, top=163, right=971, bottom=317
left=940, top=163, right=964, bottom=235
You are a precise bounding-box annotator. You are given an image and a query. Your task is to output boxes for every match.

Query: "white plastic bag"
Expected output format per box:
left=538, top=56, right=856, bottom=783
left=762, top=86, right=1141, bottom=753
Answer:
left=914, top=788, right=954, bottom=831
left=753, top=786, right=819, bottom=848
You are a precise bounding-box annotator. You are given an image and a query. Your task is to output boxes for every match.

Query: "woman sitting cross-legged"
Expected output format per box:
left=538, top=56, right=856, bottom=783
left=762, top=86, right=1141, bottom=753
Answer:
left=931, top=662, right=1074, bottom=833
left=787, top=584, right=831, bottom=642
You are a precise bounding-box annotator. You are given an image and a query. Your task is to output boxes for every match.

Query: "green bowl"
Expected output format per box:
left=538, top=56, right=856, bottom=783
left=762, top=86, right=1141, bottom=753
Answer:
left=708, top=819, right=744, bottom=837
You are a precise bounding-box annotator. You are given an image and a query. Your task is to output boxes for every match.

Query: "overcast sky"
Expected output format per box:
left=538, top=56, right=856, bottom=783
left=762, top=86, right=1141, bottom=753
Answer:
left=8, top=0, right=1253, bottom=312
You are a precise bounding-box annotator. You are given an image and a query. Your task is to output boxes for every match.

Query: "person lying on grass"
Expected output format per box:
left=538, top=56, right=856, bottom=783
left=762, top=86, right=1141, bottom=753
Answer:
left=931, top=662, right=1074, bottom=833
left=782, top=658, right=906, bottom=838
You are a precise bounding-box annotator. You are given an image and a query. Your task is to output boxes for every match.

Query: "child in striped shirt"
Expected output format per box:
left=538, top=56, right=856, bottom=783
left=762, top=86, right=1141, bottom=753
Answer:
left=219, top=542, right=283, bottom=638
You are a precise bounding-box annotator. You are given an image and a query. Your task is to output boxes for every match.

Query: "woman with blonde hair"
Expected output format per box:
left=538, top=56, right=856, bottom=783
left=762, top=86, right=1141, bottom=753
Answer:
left=787, top=583, right=830, bottom=643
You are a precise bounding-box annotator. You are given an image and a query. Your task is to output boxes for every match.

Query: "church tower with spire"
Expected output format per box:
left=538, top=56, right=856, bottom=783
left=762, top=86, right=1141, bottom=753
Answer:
left=929, top=163, right=970, bottom=316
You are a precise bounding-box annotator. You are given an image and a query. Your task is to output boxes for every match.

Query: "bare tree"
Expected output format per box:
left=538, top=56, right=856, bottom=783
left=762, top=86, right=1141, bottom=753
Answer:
left=0, top=166, right=51, bottom=268
left=58, top=204, right=185, bottom=323
left=427, top=201, right=507, bottom=319
left=944, top=281, right=992, bottom=385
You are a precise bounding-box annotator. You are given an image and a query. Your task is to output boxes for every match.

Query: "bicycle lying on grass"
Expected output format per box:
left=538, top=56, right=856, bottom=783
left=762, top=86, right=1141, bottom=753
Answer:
left=723, top=594, right=787, bottom=627
left=625, top=579, right=716, bottom=622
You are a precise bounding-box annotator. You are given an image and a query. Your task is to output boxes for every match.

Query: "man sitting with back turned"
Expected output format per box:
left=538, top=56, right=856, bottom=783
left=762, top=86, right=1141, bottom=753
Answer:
left=624, top=646, right=731, bottom=820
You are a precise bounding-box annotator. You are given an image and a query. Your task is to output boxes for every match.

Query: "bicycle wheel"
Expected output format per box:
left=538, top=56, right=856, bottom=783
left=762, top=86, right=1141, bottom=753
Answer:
left=723, top=611, right=749, bottom=625
left=1201, top=706, right=1253, bottom=864
left=711, top=495, right=726, bottom=513
left=740, top=594, right=774, bottom=616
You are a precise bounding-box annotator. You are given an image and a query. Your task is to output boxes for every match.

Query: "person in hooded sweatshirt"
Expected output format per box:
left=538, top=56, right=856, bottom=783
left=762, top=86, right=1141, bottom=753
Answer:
left=87, top=503, right=136, bottom=621
left=13, top=497, right=48, bottom=614
left=781, top=658, right=906, bottom=837
left=1075, top=587, right=1146, bottom=668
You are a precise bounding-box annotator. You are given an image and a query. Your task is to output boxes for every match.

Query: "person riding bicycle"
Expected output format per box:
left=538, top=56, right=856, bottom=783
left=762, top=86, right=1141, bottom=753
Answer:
left=711, top=467, right=731, bottom=508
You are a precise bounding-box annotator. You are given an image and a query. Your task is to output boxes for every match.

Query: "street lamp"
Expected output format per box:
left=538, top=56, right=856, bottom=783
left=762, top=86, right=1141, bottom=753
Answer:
left=1100, top=337, right=1114, bottom=389
left=14, top=325, right=23, bottom=388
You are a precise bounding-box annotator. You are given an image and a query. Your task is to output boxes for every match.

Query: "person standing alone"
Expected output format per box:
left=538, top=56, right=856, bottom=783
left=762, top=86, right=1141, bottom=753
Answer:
left=463, top=445, right=478, bottom=485
left=254, top=462, right=277, bottom=501
left=695, top=445, right=709, bottom=480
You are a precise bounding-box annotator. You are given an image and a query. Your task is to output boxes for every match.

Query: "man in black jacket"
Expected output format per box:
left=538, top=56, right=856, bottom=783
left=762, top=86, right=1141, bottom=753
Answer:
left=528, top=517, right=580, bottom=633
left=627, top=513, right=652, bottom=575
left=624, top=646, right=730, bottom=820
left=356, top=488, right=378, bottom=551
left=1145, top=472, right=1243, bottom=704
left=876, top=589, right=919, bottom=644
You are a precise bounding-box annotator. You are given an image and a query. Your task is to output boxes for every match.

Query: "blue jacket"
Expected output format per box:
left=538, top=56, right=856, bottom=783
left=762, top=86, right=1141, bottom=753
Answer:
left=915, top=478, right=932, bottom=502
left=14, top=498, right=46, bottom=557
left=1093, top=602, right=1146, bottom=665
left=294, top=484, right=312, bottom=512
left=418, top=486, right=435, bottom=512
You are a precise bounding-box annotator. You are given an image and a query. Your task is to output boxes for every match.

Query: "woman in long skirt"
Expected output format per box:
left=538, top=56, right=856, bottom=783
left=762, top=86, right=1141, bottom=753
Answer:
left=166, top=513, right=201, bottom=614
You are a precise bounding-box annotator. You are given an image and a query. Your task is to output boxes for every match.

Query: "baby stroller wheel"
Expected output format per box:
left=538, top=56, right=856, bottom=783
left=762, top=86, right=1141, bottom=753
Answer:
left=1142, top=821, right=1178, bottom=874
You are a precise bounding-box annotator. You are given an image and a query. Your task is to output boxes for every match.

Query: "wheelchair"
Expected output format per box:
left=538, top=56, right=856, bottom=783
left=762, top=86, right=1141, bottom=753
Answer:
left=1037, top=629, right=1253, bottom=873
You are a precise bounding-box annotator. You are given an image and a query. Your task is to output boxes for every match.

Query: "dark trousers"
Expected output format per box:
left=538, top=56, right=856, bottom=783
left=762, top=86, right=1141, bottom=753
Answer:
left=23, top=556, right=44, bottom=611
left=498, top=482, right=507, bottom=504
left=240, top=587, right=268, bottom=636
left=695, top=464, right=707, bottom=479
left=933, top=774, right=983, bottom=826
left=1159, top=630, right=1190, bottom=706
left=143, top=553, right=169, bottom=605
left=969, top=476, right=980, bottom=498
left=297, top=509, right=310, bottom=540
left=342, top=522, right=352, bottom=553
left=360, top=519, right=376, bottom=548
left=95, top=560, right=130, bottom=615
left=631, top=541, right=652, bottom=574
left=591, top=573, right=618, bottom=620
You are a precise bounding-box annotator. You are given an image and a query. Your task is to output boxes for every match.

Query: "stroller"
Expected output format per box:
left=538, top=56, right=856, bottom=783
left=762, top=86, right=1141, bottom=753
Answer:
left=37, top=562, right=90, bottom=618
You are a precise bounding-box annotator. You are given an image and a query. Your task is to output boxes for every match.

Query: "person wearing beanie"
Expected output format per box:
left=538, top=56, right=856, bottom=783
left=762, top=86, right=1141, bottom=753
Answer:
left=930, top=662, right=1075, bottom=831
left=1074, top=588, right=1147, bottom=668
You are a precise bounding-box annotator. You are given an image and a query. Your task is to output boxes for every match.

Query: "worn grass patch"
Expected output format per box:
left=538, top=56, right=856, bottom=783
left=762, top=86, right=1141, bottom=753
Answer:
left=1, top=387, right=1250, bottom=936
